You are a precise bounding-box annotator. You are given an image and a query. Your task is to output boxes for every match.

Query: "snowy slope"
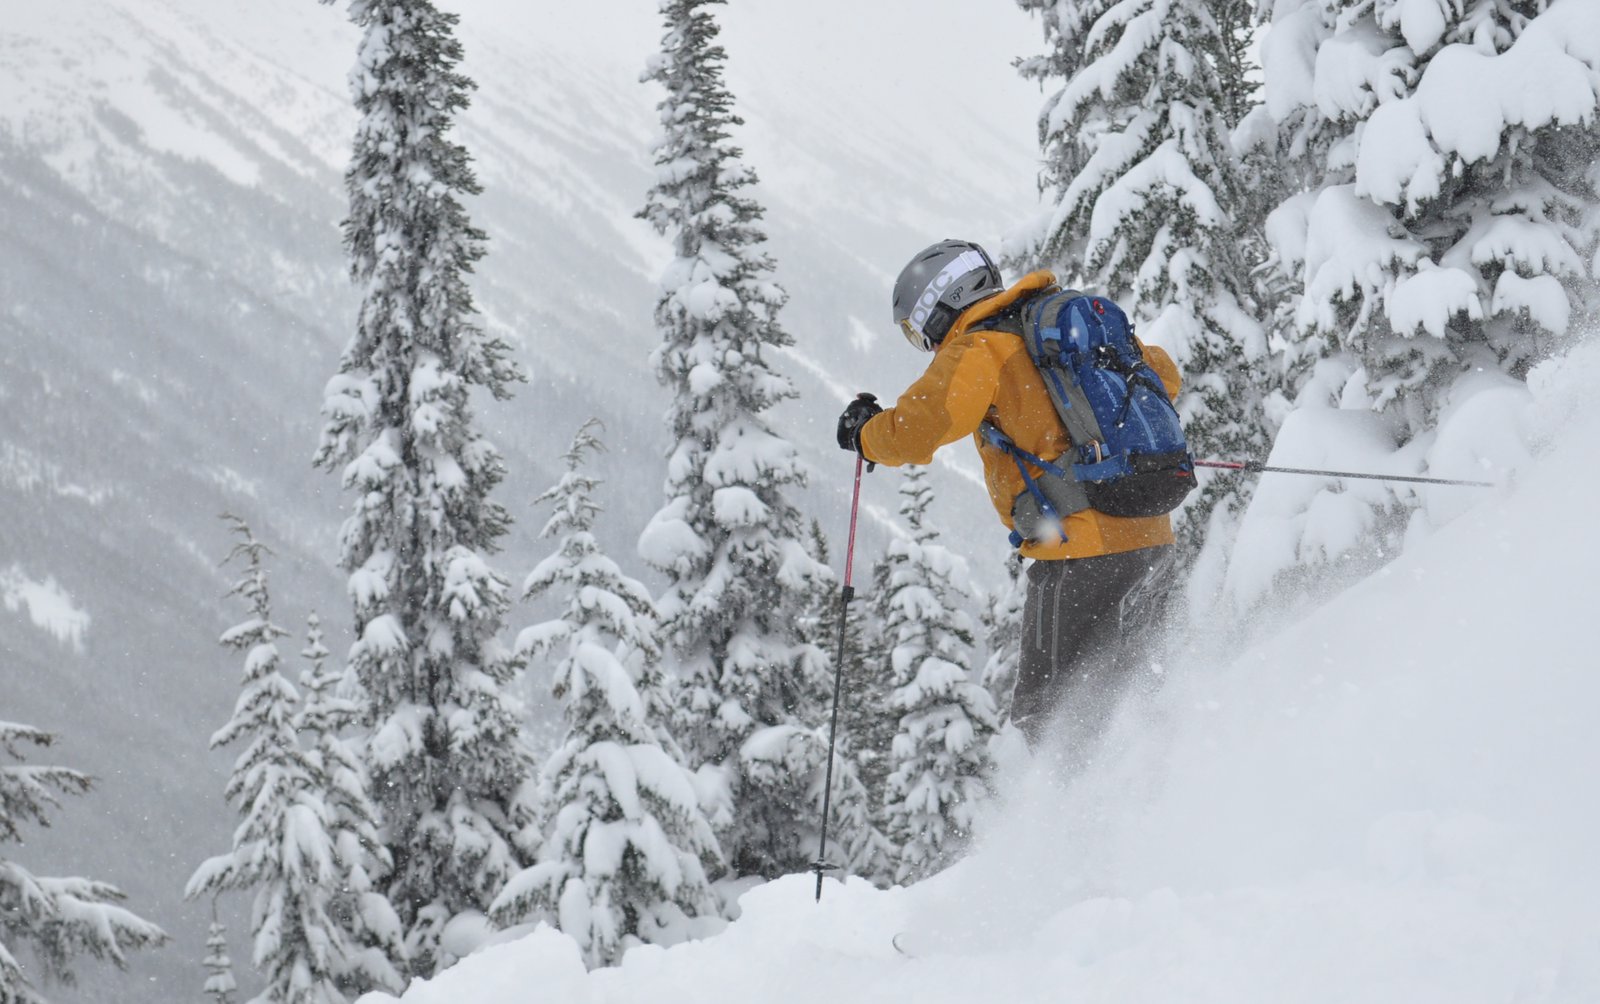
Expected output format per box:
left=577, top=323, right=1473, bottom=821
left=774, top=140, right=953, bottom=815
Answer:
left=0, top=1, right=1039, bottom=1000
left=364, top=338, right=1600, bottom=1002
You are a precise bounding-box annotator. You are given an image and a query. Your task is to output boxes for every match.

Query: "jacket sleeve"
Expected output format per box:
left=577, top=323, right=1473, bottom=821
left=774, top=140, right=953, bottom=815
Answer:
left=1139, top=340, right=1182, bottom=402
left=858, top=336, right=1000, bottom=467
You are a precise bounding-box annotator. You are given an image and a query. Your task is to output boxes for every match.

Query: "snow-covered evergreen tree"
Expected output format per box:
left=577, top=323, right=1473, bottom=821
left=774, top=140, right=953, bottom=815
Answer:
left=314, top=0, right=533, bottom=973
left=800, top=523, right=895, bottom=888
left=879, top=469, right=998, bottom=884
left=188, top=517, right=365, bottom=1004
left=1263, top=0, right=1599, bottom=414
left=979, top=551, right=1027, bottom=726
left=853, top=559, right=900, bottom=816
left=293, top=615, right=406, bottom=995
left=1227, top=0, right=1600, bottom=611
left=1014, top=0, right=1115, bottom=241
left=492, top=421, right=720, bottom=967
left=1213, top=0, right=1261, bottom=130
left=0, top=722, right=167, bottom=1004
left=1013, top=0, right=1275, bottom=560
left=821, top=745, right=895, bottom=888
left=636, top=0, right=831, bottom=880
left=202, top=910, right=238, bottom=1004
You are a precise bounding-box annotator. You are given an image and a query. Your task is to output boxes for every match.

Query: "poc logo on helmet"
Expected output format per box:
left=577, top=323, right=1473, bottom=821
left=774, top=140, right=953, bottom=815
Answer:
left=910, top=272, right=957, bottom=332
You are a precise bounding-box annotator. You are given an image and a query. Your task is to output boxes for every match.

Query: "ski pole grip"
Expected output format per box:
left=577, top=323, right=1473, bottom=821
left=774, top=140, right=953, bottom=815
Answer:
left=854, top=393, right=879, bottom=473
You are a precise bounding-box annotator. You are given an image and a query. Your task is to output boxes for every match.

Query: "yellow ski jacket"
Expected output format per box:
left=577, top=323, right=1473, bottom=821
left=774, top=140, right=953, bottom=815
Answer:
left=858, top=271, right=1182, bottom=561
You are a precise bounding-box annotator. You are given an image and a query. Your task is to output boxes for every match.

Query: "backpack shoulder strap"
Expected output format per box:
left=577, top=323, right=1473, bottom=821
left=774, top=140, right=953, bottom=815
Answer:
left=968, top=301, right=1027, bottom=338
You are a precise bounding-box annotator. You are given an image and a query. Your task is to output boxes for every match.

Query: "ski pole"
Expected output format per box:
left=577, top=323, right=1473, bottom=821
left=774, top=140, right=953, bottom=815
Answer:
left=813, top=452, right=866, bottom=903
left=1195, top=458, right=1494, bottom=488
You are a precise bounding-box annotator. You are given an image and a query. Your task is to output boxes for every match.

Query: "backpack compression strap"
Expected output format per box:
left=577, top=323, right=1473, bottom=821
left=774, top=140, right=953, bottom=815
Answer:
left=1025, top=291, right=1109, bottom=455
left=979, top=421, right=1090, bottom=547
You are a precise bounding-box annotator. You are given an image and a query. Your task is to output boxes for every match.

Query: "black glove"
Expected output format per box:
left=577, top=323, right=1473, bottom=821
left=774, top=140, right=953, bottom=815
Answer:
left=836, top=392, right=882, bottom=455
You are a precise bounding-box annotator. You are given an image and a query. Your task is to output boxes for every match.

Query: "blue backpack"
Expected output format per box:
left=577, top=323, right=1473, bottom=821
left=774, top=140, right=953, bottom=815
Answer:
left=977, top=289, right=1195, bottom=547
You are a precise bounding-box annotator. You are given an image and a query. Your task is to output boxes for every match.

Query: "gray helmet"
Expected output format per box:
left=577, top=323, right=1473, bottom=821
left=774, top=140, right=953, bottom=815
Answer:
left=892, top=239, right=1004, bottom=351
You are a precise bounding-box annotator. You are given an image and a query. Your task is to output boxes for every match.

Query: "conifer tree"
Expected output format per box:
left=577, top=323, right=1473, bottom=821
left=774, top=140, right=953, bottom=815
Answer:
left=855, top=559, right=900, bottom=811
left=202, top=909, right=238, bottom=1004
left=1230, top=0, right=1600, bottom=606
left=294, top=616, right=406, bottom=995
left=188, top=517, right=367, bottom=1004
left=800, top=524, right=895, bottom=888
left=880, top=469, right=998, bottom=884
left=1014, top=0, right=1113, bottom=240
left=493, top=422, right=720, bottom=967
left=1014, top=0, right=1274, bottom=560
left=636, top=0, right=831, bottom=879
left=314, top=0, right=533, bottom=973
left=0, top=722, right=167, bottom=1004
left=1260, top=0, right=1600, bottom=418
left=824, top=747, right=896, bottom=889
left=980, top=551, right=1028, bottom=726
left=1212, top=0, right=1260, bottom=130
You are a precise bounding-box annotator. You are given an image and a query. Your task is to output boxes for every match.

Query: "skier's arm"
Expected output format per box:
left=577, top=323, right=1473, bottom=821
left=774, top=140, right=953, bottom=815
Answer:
left=858, top=337, right=998, bottom=467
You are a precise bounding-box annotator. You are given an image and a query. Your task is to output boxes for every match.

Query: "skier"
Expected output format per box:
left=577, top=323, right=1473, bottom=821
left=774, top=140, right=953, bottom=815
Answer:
left=836, top=239, right=1182, bottom=750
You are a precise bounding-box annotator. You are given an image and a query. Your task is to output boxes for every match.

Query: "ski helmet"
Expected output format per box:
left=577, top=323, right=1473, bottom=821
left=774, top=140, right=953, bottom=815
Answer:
left=891, top=239, right=1003, bottom=351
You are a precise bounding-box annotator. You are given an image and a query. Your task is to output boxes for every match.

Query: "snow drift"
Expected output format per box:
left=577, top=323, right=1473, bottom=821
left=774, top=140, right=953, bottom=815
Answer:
left=362, top=336, right=1600, bottom=1002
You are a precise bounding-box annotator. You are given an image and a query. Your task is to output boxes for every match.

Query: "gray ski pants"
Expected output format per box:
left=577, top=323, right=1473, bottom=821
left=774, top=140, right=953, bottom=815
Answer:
left=1012, top=544, right=1177, bottom=749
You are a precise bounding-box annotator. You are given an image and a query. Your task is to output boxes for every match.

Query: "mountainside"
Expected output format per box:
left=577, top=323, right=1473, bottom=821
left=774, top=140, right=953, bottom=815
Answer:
left=365, top=337, right=1600, bottom=1003
left=0, top=2, right=1039, bottom=1000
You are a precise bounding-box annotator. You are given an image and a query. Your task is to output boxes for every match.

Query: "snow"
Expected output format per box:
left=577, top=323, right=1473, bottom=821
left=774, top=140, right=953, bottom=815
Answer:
left=1260, top=2, right=1327, bottom=122
left=1387, top=263, right=1481, bottom=339
left=361, top=335, right=1600, bottom=1003
left=358, top=614, right=408, bottom=656
left=1410, top=5, right=1600, bottom=165
left=1297, top=185, right=1421, bottom=333
left=0, top=444, right=115, bottom=507
left=1222, top=393, right=1402, bottom=609
left=1460, top=212, right=1586, bottom=281
left=1312, top=15, right=1414, bottom=121
left=1381, top=0, right=1450, bottom=55
left=709, top=486, right=769, bottom=528
left=1087, top=139, right=1227, bottom=252
left=1491, top=272, right=1571, bottom=336
left=10, top=0, right=1598, bottom=995
left=1418, top=368, right=1531, bottom=528
left=1346, top=0, right=1600, bottom=227
left=636, top=499, right=708, bottom=572
left=1263, top=190, right=1316, bottom=275
left=0, top=564, right=91, bottom=652
left=1356, top=99, right=1445, bottom=213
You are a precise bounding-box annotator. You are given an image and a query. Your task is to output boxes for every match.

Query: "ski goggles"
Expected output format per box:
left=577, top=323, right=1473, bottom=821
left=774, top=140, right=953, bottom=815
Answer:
left=899, top=316, right=934, bottom=352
